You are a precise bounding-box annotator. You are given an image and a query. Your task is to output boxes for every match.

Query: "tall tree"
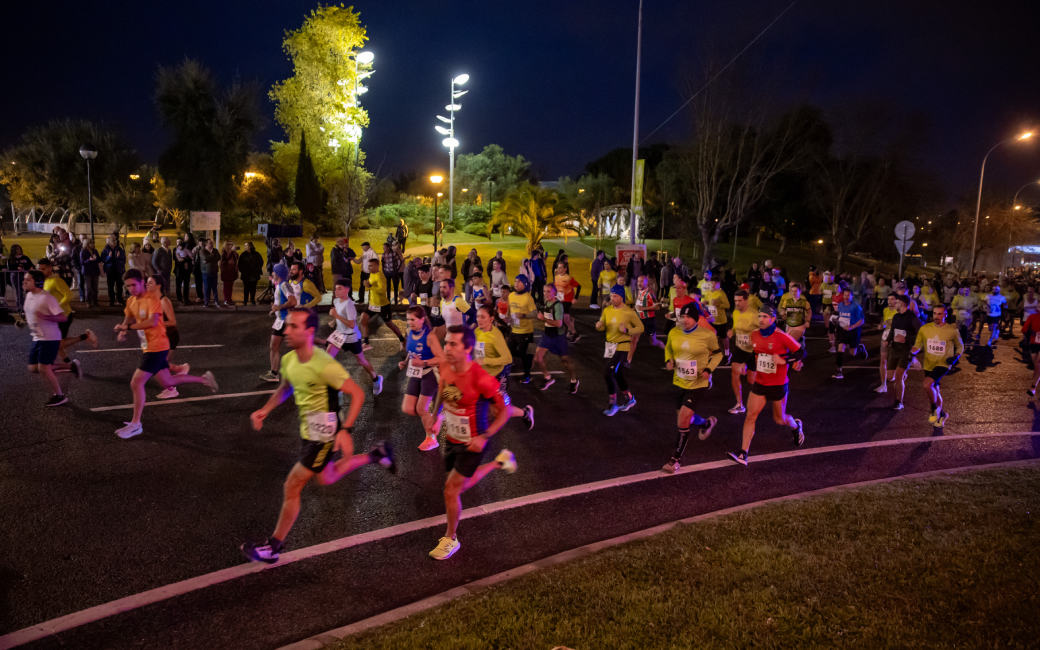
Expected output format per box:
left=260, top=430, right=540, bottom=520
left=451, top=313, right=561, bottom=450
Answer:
left=487, top=183, right=571, bottom=253
left=155, top=58, right=263, bottom=212
left=453, top=144, right=530, bottom=202
left=294, top=132, right=323, bottom=224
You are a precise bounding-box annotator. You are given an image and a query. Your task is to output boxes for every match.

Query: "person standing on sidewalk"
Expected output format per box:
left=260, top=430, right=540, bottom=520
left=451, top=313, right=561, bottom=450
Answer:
left=199, top=239, right=221, bottom=307
left=239, top=242, right=264, bottom=305
left=220, top=240, right=239, bottom=306
left=590, top=249, right=606, bottom=310
left=100, top=234, right=127, bottom=307
left=152, top=237, right=173, bottom=294
left=190, top=236, right=206, bottom=303
left=78, top=241, right=101, bottom=308
left=174, top=237, right=194, bottom=305
left=306, top=235, right=326, bottom=294
left=330, top=238, right=354, bottom=289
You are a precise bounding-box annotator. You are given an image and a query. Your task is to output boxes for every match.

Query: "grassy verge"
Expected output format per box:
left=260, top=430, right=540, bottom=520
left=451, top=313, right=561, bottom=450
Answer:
left=330, top=465, right=1040, bottom=649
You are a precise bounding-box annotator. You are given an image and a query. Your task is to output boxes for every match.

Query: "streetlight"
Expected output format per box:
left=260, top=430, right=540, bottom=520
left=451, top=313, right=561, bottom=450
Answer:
left=79, top=144, right=97, bottom=242
left=1013, top=178, right=1040, bottom=209
left=430, top=175, right=444, bottom=249
left=971, top=131, right=1033, bottom=274
left=435, top=73, right=468, bottom=232
left=350, top=51, right=375, bottom=167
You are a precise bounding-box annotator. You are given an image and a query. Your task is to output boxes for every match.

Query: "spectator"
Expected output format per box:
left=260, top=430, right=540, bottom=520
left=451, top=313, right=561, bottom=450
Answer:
left=220, top=240, right=239, bottom=306
left=6, top=244, right=35, bottom=307
left=127, top=242, right=153, bottom=276
left=69, top=235, right=85, bottom=300
left=173, top=236, right=195, bottom=305
left=446, top=245, right=458, bottom=280
left=266, top=236, right=283, bottom=274
left=306, top=235, right=326, bottom=293
left=486, top=250, right=506, bottom=284
left=100, top=234, right=127, bottom=307
left=191, top=237, right=206, bottom=303
left=590, top=250, right=606, bottom=309
left=402, top=256, right=420, bottom=301
left=381, top=241, right=405, bottom=304
left=199, top=239, right=221, bottom=307
left=461, top=249, right=482, bottom=282
left=238, top=241, right=264, bottom=305
left=51, top=238, right=74, bottom=288
left=152, top=236, right=173, bottom=292
left=530, top=248, right=547, bottom=303
left=354, top=241, right=378, bottom=303
left=807, top=266, right=822, bottom=315
left=283, top=240, right=303, bottom=266
left=331, top=238, right=354, bottom=287
left=78, top=240, right=101, bottom=307
left=45, top=234, right=61, bottom=261
left=626, top=253, right=644, bottom=298
left=747, top=262, right=763, bottom=294
left=395, top=218, right=409, bottom=251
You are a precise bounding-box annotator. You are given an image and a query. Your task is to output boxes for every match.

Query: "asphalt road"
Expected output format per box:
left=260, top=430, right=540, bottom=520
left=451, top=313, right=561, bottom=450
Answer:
left=1, top=305, right=1038, bottom=649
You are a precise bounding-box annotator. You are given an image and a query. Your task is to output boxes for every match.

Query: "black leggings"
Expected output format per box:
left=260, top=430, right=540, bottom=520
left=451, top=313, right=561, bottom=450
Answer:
left=106, top=271, right=124, bottom=305
left=243, top=280, right=258, bottom=303
left=510, top=332, right=534, bottom=378
left=532, top=278, right=545, bottom=304
left=604, top=350, right=629, bottom=395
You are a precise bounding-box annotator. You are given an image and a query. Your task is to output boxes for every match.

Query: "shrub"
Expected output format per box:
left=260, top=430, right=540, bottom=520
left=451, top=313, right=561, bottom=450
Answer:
left=464, top=222, right=490, bottom=238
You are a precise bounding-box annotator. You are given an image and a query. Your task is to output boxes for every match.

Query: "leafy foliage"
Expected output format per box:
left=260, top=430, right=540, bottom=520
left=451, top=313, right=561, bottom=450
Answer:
left=487, top=183, right=571, bottom=253
left=453, top=144, right=530, bottom=203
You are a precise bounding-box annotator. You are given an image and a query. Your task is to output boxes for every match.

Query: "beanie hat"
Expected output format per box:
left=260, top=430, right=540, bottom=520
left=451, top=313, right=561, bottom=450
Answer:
left=273, top=263, right=289, bottom=281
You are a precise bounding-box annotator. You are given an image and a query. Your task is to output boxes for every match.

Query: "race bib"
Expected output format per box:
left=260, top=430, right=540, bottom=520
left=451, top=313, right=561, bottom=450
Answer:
left=604, top=342, right=618, bottom=358
left=958, top=310, right=970, bottom=321
left=894, top=329, right=906, bottom=343
left=137, top=329, right=148, bottom=349
left=759, top=290, right=769, bottom=299
left=882, top=328, right=890, bottom=342
left=474, top=341, right=486, bottom=359
left=368, top=303, right=380, bottom=313
left=823, top=289, right=832, bottom=300
left=1034, top=332, right=1040, bottom=345
left=829, top=314, right=838, bottom=322
left=406, top=358, right=423, bottom=378
left=736, top=332, right=751, bottom=349
left=926, top=338, right=946, bottom=356
left=675, top=359, right=698, bottom=380
left=674, top=307, right=681, bottom=319
left=756, top=353, right=777, bottom=374
left=431, top=307, right=440, bottom=316
left=328, top=331, right=348, bottom=348
left=273, top=317, right=284, bottom=330
left=443, top=410, right=472, bottom=443
left=418, top=293, right=428, bottom=305
left=542, top=311, right=555, bottom=321
left=305, top=411, right=337, bottom=443
left=511, top=314, right=520, bottom=326
left=839, top=316, right=850, bottom=329
left=492, top=287, right=501, bottom=297
left=707, top=305, right=718, bottom=319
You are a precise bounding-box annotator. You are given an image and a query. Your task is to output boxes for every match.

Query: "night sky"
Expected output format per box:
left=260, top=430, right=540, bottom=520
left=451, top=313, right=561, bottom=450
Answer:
left=4, top=0, right=1039, bottom=202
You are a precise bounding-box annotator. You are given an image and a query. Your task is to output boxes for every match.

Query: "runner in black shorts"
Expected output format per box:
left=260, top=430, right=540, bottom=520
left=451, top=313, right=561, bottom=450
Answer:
left=634, top=275, right=665, bottom=350
left=400, top=306, right=445, bottom=450
left=533, top=284, right=579, bottom=393
left=262, top=264, right=296, bottom=383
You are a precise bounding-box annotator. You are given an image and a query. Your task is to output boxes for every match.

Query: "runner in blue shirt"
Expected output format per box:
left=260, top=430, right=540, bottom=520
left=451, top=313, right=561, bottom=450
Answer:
left=832, top=287, right=867, bottom=379
left=261, top=264, right=297, bottom=383
left=983, top=285, right=1007, bottom=347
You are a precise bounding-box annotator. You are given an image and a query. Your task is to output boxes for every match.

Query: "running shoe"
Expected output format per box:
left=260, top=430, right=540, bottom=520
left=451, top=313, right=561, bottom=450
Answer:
left=495, top=449, right=518, bottom=474
left=418, top=435, right=439, bottom=451
left=71, top=359, right=82, bottom=379
left=157, top=387, right=179, bottom=400
left=792, top=419, right=805, bottom=446
left=571, top=333, right=583, bottom=343
left=874, top=384, right=887, bottom=393
left=722, top=353, right=732, bottom=366
left=728, top=450, right=749, bottom=466
left=728, top=403, right=746, bottom=414
left=662, top=459, right=681, bottom=474
left=619, top=396, right=637, bottom=411
left=240, top=540, right=280, bottom=564
left=175, top=363, right=191, bottom=376
left=832, top=370, right=844, bottom=379
left=362, top=342, right=374, bottom=352
left=116, top=422, right=143, bottom=439
left=520, top=375, right=532, bottom=385
left=370, top=441, right=396, bottom=474
left=828, top=346, right=837, bottom=354
left=522, top=405, right=535, bottom=430
left=260, top=371, right=280, bottom=383
left=202, top=371, right=219, bottom=393
left=928, top=408, right=940, bottom=423
left=1028, top=388, right=1036, bottom=397
left=45, top=394, right=68, bottom=407
left=373, top=375, right=384, bottom=396
left=569, top=380, right=580, bottom=395
left=698, top=415, right=718, bottom=441
left=603, top=403, right=621, bottom=417
left=892, top=401, right=904, bottom=410
left=539, top=377, right=556, bottom=391
left=429, top=536, right=461, bottom=561
left=85, top=329, right=99, bottom=347
left=590, top=304, right=600, bottom=310
left=937, top=411, right=950, bottom=427
left=857, top=344, right=869, bottom=360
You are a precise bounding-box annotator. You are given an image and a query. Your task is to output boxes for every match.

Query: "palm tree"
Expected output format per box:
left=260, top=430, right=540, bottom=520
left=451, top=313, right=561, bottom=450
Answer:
left=487, top=183, right=571, bottom=253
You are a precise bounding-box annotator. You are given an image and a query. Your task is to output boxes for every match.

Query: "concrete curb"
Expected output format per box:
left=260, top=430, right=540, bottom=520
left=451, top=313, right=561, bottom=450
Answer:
left=277, top=457, right=1040, bottom=650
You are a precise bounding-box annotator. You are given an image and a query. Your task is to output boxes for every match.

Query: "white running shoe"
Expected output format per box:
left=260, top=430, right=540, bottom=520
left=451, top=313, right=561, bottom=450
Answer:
left=728, top=403, right=746, bottom=414
left=495, top=449, right=518, bottom=474
left=202, top=371, right=219, bottom=393
left=85, top=329, right=99, bottom=347
left=828, top=346, right=837, bottom=354
left=116, top=422, right=143, bottom=439
left=157, top=387, right=179, bottom=400
left=373, top=375, right=384, bottom=396
left=662, top=459, right=680, bottom=474
left=175, top=363, right=190, bottom=376
left=418, top=435, right=439, bottom=451
left=429, top=536, right=460, bottom=561
left=874, top=384, right=887, bottom=393
left=698, top=416, right=717, bottom=441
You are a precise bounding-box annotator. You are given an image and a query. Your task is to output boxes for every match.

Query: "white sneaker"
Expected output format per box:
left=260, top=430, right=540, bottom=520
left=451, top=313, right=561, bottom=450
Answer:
left=373, top=375, right=384, bottom=395
left=116, top=422, right=143, bottom=439
left=202, top=371, right=219, bottom=393
left=728, top=403, right=746, bottom=414
left=157, top=387, right=179, bottom=400
left=175, top=363, right=190, bottom=376
left=662, top=459, right=680, bottom=473
left=828, top=346, right=837, bottom=354
left=874, top=384, right=887, bottom=393
left=495, top=449, right=518, bottom=474
left=589, top=304, right=600, bottom=310
left=418, top=435, right=439, bottom=451
left=429, top=536, right=461, bottom=561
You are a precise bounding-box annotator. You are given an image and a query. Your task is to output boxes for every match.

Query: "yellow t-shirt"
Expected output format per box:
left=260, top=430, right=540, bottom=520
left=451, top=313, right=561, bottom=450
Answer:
left=665, top=324, right=721, bottom=390
left=280, top=348, right=351, bottom=441
left=508, top=292, right=536, bottom=334
left=704, top=289, right=730, bottom=325
left=44, top=276, right=73, bottom=316
left=597, top=305, right=644, bottom=352
left=475, top=326, right=512, bottom=376
left=820, top=283, right=838, bottom=305
left=599, top=270, right=617, bottom=292
left=731, top=306, right=758, bottom=352
left=368, top=271, right=389, bottom=307
left=913, top=322, right=963, bottom=371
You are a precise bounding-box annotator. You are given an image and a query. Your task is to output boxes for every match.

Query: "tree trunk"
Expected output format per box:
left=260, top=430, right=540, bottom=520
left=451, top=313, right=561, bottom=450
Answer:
left=778, top=235, right=787, bottom=254
left=835, top=246, right=846, bottom=274
left=755, top=228, right=763, bottom=247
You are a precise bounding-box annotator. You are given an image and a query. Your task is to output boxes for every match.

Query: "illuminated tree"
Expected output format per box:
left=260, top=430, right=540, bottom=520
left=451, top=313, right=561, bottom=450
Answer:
left=487, top=183, right=571, bottom=253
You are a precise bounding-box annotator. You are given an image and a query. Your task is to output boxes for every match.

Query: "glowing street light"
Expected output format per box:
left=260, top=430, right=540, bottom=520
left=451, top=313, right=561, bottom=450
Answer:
left=971, top=131, right=1034, bottom=274
left=430, top=175, right=444, bottom=249
left=1013, top=178, right=1040, bottom=210
left=434, top=72, right=469, bottom=232
left=79, top=144, right=97, bottom=241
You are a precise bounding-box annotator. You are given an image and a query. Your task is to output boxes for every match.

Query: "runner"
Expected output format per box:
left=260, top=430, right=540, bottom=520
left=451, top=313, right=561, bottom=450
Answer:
left=950, top=284, right=977, bottom=347
left=553, top=261, right=582, bottom=342
left=148, top=275, right=191, bottom=399
left=321, top=279, right=383, bottom=395
left=507, top=275, right=537, bottom=383
left=400, top=305, right=445, bottom=451
left=261, top=264, right=296, bottom=383
left=875, top=293, right=898, bottom=392
left=595, top=285, right=644, bottom=416
left=597, top=260, right=617, bottom=309
left=662, top=302, right=722, bottom=473
left=883, top=295, right=922, bottom=409
left=726, top=289, right=759, bottom=414
left=820, top=271, right=839, bottom=348
left=634, top=274, right=666, bottom=350
left=909, top=303, right=963, bottom=427
left=728, top=304, right=805, bottom=466
left=428, top=325, right=516, bottom=561
left=475, top=305, right=535, bottom=428
left=37, top=258, right=97, bottom=374
left=982, top=284, right=1007, bottom=347
left=1021, top=306, right=1040, bottom=396
left=361, top=257, right=406, bottom=351
left=113, top=269, right=218, bottom=439
left=777, top=282, right=811, bottom=345
left=703, top=275, right=732, bottom=361
left=22, top=270, right=71, bottom=406
left=533, top=284, right=580, bottom=393
left=438, top=277, right=474, bottom=330
left=831, top=288, right=867, bottom=380
left=241, top=308, right=396, bottom=564
left=409, top=264, right=435, bottom=308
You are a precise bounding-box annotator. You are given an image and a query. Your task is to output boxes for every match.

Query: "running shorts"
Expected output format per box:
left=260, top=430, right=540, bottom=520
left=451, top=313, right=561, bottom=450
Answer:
left=29, top=340, right=60, bottom=365
left=751, top=381, right=788, bottom=402
left=987, top=315, right=1001, bottom=326
left=59, top=313, right=74, bottom=339
left=272, top=320, right=288, bottom=337
left=713, top=321, right=730, bottom=338
left=925, top=366, right=950, bottom=385
left=836, top=327, right=862, bottom=347
left=405, top=370, right=438, bottom=397
left=167, top=326, right=180, bottom=351
left=1028, top=343, right=1040, bottom=356
left=298, top=439, right=337, bottom=473
left=640, top=316, right=657, bottom=338
left=333, top=339, right=363, bottom=355
left=730, top=346, right=754, bottom=367
left=367, top=304, right=393, bottom=325
left=675, top=386, right=707, bottom=411
left=887, top=343, right=913, bottom=369
left=444, top=441, right=485, bottom=478
left=562, top=301, right=572, bottom=315
left=537, top=333, right=569, bottom=357
left=139, top=350, right=170, bottom=374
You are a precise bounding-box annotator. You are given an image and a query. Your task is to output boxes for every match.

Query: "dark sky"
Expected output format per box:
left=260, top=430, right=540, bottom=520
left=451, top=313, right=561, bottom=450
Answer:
left=4, top=0, right=1039, bottom=204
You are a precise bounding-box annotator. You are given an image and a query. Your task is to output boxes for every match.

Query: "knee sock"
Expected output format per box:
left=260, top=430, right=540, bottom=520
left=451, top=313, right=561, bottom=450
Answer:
left=673, top=428, right=691, bottom=460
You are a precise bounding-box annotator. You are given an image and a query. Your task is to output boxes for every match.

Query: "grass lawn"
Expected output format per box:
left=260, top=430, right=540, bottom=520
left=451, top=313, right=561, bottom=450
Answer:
left=330, top=465, right=1040, bottom=649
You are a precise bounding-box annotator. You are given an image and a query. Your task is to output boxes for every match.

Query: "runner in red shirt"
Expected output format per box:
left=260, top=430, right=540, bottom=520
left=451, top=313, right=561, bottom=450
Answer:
left=1022, top=311, right=1040, bottom=395
left=728, top=304, right=806, bottom=466
left=428, top=325, right=517, bottom=561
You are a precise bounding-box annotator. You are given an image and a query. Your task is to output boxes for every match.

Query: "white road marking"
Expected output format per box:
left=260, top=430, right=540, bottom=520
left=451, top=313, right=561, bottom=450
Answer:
left=78, top=345, right=225, bottom=354
left=90, top=390, right=276, bottom=412
left=509, top=371, right=564, bottom=376
left=3, top=430, right=1036, bottom=648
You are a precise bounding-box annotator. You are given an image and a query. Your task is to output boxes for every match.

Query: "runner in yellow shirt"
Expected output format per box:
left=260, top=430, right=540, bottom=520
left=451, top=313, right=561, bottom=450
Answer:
left=703, top=276, right=732, bottom=361
left=598, top=261, right=617, bottom=309
left=910, top=304, right=963, bottom=428
left=507, top=275, right=537, bottom=383
left=777, top=282, right=811, bottom=344
left=596, top=285, right=644, bottom=416
left=360, top=258, right=405, bottom=350
left=876, top=293, right=897, bottom=391
left=727, top=290, right=759, bottom=414
left=38, top=257, right=97, bottom=374
left=474, top=305, right=534, bottom=429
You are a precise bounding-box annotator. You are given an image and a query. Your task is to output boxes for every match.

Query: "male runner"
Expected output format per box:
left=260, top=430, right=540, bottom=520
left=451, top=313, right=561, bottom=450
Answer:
left=875, top=293, right=898, bottom=392
left=727, top=289, right=759, bottom=414
left=634, top=274, right=665, bottom=349
left=241, top=308, right=396, bottom=563
left=820, top=272, right=839, bottom=347
left=662, top=302, right=722, bottom=473
left=832, top=288, right=867, bottom=379
left=777, top=283, right=811, bottom=344
left=507, top=275, right=537, bottom=383
left=361, top=257, right=405, bottom=350
left=704, top=275, right=731, bottom=361
left=909, top=304, right=963, bottom=427
left=428, top=325, right=516, bottom=561
left=533, top=284, right=579, bottom=393
left=438, top=277, right=473, bottom=330
left=728, top=304, right=805, bottom=466
left=289, top=260, right=322, bottom=310
left=553, top=262, right=582, bottom=342
left=982, top=284, right=1007, bottom=347
left=261, top=264, right=296, bottom=383
left=1022, top=307, right=1040, bottom=396
left=322, top=279, right=383, bottom=395
left=22, top=270, right=70, bottom=406
left=596, top=285, right=644, bottom=416
left=38, top=258, right=97, bottom=374
left=114, top=269, right=218, bottom=439
left=884, top=295, right=922, bottom=409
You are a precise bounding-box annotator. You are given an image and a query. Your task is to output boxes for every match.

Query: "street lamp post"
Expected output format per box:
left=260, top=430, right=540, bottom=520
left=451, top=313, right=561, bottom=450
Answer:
left=435, top=74, right=468, bottom=232
left=971, top=131, right=1032, bottom=275
left=1013, top=178, right=1040, bottom=209
left=352, top=51, right=374, bottom=168
left=430, top=175, right=444, bottom=250
left=79, top=144, right=97, bottom=242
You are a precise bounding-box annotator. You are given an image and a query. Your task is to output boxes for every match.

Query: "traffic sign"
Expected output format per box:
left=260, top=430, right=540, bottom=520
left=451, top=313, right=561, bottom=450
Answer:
left=894, top=220, right=915, bottom=240
left=894, top=239, right=914, bottom=255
